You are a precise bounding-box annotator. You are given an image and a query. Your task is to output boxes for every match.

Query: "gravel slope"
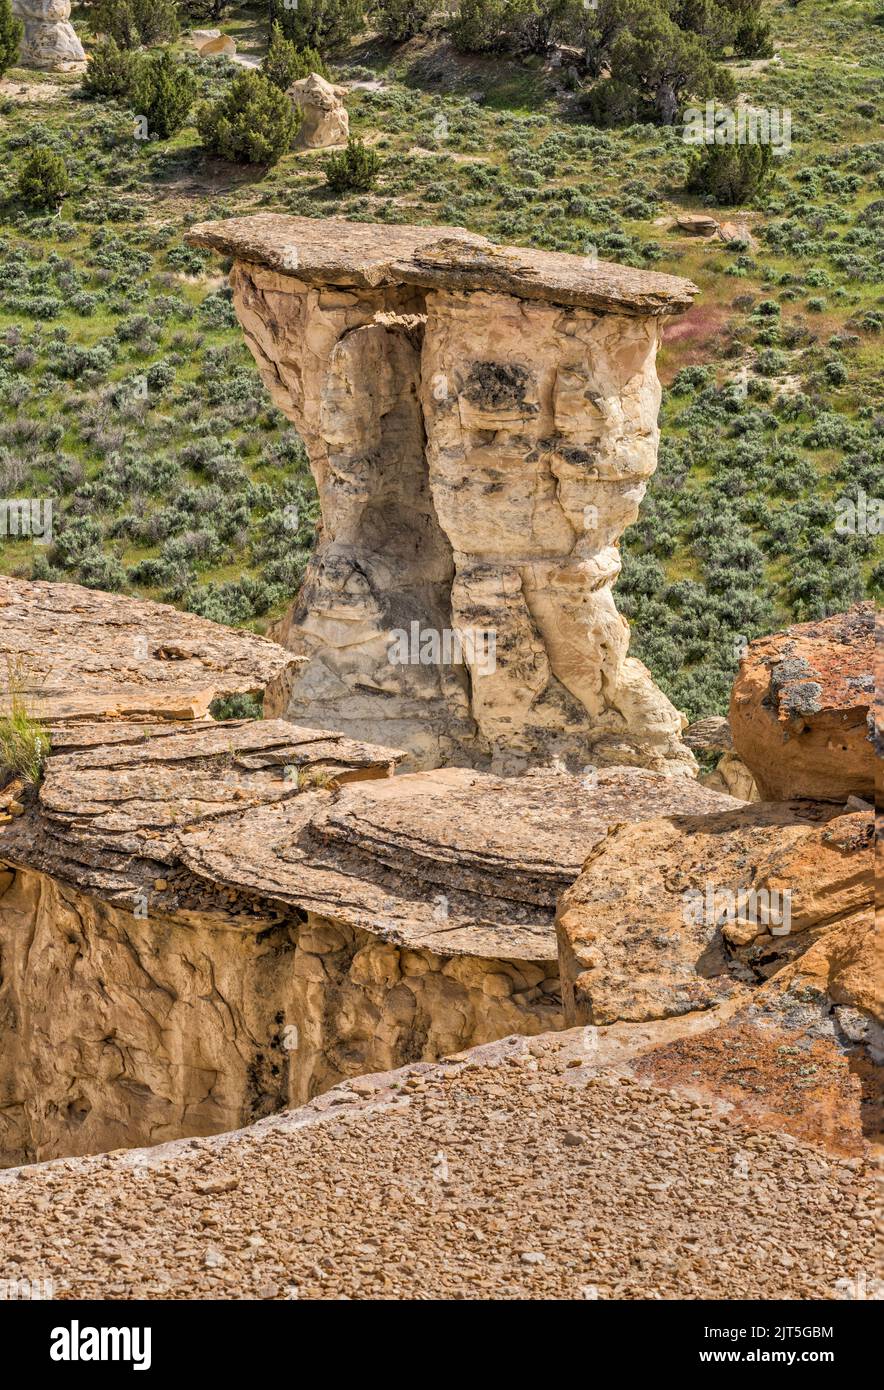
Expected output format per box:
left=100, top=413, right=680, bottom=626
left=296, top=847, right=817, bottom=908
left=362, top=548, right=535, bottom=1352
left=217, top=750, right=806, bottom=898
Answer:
left=0, top=1029, right=875, bottom=1301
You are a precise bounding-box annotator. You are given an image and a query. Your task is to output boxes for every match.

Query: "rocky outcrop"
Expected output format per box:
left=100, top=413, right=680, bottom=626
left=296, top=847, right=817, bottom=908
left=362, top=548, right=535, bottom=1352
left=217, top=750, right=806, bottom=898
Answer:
left=288, top=73, right=349, bottom=148
left=0, top=691, right=736, bottom=1165
left=186, top=215, right=699, bottom=775
left=11, top=0, right=85, bottom=71
left=729, top=603, right=875, bottom=802
left=0, top=576, right=299, bottom=724
left=556, top=804, right=874, bottom=1027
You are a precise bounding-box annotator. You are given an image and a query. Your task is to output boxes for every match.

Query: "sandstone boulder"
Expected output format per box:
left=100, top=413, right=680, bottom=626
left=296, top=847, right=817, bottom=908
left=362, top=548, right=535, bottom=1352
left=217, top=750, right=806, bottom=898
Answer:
left=288, top=72, right=349, bottom=148
left=11, top=0, right=85, bottom=71
left=676, top=213, right=720, bottom=237
left=187, top=215, right=699, bottom=773
left=556, top=803, right=873, bottom=1027
left=190, top=30, right=236, bottom=56
left=729, top=602, right=875, bottom=801
left=684, top=715, right=759, bottom=800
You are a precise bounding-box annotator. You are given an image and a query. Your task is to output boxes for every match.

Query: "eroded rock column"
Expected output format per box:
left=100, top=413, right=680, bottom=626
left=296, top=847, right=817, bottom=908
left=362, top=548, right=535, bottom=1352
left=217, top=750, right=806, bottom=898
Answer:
left=11, top=0, right=86, bottom=71
left=420, top=286, right=689, bottom=772
left=189, top=216, right=699, bottom=774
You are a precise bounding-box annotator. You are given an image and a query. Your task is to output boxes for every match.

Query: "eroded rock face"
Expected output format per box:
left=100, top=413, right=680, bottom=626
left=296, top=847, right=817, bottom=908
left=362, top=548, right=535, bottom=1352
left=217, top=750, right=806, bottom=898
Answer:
left=556, top=803, right=874, bottom=1027
left=187, top=215, right=699, bottom=775
left=0, top=677, right=736, bottom=1165
left=11, top=0, right=85, bottom=71
left=0, top=576, right=300, bottom=724
left=729, top=603, right=875, bottom=802
left=288, top=73, right=349, bottom=148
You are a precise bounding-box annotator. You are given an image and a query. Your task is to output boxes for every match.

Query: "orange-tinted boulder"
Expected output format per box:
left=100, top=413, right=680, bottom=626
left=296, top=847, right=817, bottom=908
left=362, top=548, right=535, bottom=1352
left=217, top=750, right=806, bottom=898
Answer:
left=729, top=603, right=875, bottom=801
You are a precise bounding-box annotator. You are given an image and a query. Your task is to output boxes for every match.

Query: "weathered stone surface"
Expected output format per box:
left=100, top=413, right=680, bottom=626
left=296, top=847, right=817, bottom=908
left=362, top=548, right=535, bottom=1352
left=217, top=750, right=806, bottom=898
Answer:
left=0, top=712, right=736, bottom=1164
left=634, top=907, right=881, bottom=1159
left=177, top=765, right=739, bottom=955
left=0, top=576, right=300, bottom=724
left=11, top=0, right=85, bottom=71
left=186, top=216, right=698, bottom=773
left=730, top=602, right=875, bottom=801
left=0, top=1021, right=875, bottom=1300
left=187, top=214, right=699, bottom=316
left=288, top=72, right=349, bottom=148
left=556, top=803, right=873, bottom=1027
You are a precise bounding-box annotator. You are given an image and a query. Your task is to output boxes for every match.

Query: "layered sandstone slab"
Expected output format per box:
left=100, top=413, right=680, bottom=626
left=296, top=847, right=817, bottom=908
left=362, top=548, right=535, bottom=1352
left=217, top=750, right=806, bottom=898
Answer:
left=186, top=216, right=698, bottom=774
left=0, top=576, right=301, bottom=723
left=187, top=215, right=699, bottom=316
left=0, top=1021, right=874, bottom=1300
left=0, top=710, right=736, bottom=1164
left=557, top=803, right=874, bottom=1028
left=729, top=603, right=875, bottom=802
left=11, top=0, right=85, bottom=71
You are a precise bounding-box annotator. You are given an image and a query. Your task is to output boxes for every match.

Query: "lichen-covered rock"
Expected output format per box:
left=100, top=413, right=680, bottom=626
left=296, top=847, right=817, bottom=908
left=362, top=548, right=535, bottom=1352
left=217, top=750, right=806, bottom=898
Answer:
left=556, top=804, right=873, bottom=1027
left=11, top=0, right=85, bottom=71
left=729, top=603, right=875, bottom=801
left=186, top=215, right=699, bottom=774
left=288, top=72, right=349, bottom=148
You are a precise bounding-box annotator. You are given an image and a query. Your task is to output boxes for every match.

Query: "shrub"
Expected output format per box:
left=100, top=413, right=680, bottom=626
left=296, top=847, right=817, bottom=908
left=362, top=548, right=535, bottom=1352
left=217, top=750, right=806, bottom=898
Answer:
left=325, top=135, right=381, bottom=191
left=82, top=36, right=136, bottom=99
left=685, top=142, right=773, bottom=204
left=197, top=70, right=299, bottom=164
left=268, top=0, right=365, bottom=53
left=0, top=657, right=50, bottom=786
left=0, top=0, right=23, bottom=78
left=725, top=0, right=773, bottom=58
left=262, top=22, right=328, bottom=89
left=92, top=0, right=180, bottom=49
left=131, top=49, right=197, bottom=140
left=375, top=0, right=436, bottom=42
left=17, top=148, right=70, bottom=210
left=581, top=77, right=640, bottom=128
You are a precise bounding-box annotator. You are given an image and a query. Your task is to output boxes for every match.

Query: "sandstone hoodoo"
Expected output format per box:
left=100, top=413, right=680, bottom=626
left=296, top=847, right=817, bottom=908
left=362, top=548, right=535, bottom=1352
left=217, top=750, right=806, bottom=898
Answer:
left=11, top=0, right=86, bottom=71
left=288, top=73, right=350, bottom=149
left=729, top=602, right=875, bottom=802
left=187, top=216, right=699, bottom=775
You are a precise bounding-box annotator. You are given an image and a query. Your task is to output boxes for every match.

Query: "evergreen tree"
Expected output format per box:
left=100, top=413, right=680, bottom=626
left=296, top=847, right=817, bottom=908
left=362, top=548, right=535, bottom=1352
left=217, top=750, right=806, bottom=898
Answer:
left=0, top=0, right=23, bottom=77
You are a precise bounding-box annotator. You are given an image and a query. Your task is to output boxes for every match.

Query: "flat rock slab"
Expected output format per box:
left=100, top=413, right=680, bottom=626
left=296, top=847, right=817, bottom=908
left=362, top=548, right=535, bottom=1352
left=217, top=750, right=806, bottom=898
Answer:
left=729, top=602, right=875, bottom=801
left=3, top=730, right=737, bottom=961
left=187, top=214, right=698, bottom=317
left=178, top=767, right=739, bottom=959
left=557, top=803, right=874, bottom=1026
left=0, top=577, right=301, bottom=724
left=0, top=719, right=402, bottom=914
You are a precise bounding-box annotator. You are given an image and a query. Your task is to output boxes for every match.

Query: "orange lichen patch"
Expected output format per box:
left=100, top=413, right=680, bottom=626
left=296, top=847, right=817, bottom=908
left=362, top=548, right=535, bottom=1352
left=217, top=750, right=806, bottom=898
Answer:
left=633, top=1021, right=867, bottom=1158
